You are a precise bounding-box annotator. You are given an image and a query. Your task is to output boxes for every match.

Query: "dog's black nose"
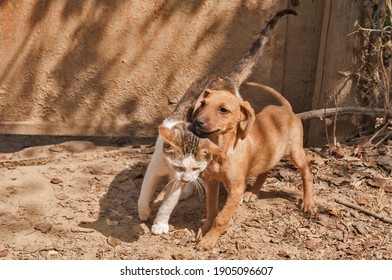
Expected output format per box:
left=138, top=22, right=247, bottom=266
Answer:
left=195, top=118, right=205, bottom=127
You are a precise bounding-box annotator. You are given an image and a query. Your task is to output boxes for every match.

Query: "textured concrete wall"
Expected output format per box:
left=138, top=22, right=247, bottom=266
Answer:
left=0, top=0, right=303, bottom=137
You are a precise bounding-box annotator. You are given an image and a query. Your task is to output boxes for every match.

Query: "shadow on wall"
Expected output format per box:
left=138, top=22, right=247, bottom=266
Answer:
left=0, top=0, right=290, bottom=137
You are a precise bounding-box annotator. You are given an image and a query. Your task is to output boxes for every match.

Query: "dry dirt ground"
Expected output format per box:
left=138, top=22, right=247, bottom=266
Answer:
left=0, top=135, right=391, bottom=260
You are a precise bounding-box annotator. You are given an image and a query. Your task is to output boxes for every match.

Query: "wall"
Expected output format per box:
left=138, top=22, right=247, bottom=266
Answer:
left=0, top=0, right=288, bottom=137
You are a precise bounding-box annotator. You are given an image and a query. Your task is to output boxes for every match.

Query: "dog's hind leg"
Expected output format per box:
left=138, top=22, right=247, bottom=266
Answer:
left=243, top=172, right=268, bottom=202
left=289, top=146, right=315, bottom=213
left=288, top=118, right=315, bottom=212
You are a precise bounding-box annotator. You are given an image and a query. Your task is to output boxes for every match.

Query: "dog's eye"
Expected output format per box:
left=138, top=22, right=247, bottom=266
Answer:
left=200, top=100, right=206, bottom=108
left=219, top=107, right=230, bottom=114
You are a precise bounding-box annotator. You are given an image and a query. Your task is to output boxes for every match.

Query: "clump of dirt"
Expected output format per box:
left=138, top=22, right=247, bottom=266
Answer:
left=0, top=138, right=391, bottom=260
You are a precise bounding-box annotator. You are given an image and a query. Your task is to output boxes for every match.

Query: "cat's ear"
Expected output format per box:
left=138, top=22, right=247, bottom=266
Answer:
left=200, top=138, right=221, bottom=154
left=159, top=125, right=180, bottom=148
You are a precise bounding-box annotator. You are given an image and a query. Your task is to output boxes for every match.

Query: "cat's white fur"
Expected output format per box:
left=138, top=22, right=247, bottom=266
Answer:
left=137, top=120, right=199, bottom=235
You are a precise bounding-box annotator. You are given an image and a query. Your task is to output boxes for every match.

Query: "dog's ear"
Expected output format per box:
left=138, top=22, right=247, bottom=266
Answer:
left=237, top=100, right=255, bottom=140
left=192, top=89, right=211, bottom=118
left=159, top=125, right=180, bottom=148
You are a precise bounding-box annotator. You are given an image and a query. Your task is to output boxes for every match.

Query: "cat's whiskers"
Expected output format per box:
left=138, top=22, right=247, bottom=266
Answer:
left=173, top=180, right=184, bottom=192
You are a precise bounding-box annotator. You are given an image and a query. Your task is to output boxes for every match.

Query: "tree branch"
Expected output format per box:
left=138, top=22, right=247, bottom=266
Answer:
left=296, top=107, right=392, bottom=120
left=335, top=198, right=392, bottom=224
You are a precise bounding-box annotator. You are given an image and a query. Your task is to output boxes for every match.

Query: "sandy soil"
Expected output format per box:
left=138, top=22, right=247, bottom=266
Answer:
left=0, top=135, right=391, bottom=260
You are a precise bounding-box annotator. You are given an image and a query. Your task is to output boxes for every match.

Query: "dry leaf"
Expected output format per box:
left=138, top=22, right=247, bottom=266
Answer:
left=344, top=249, right=358, bottom=256
left=310, top=156, right=326, bottom=166
left=277, top=250, right=291, bottom=259
left=363, top=161, right=378, bottom=168
left=172, top=230, right=186, bottom=239
left=105, top=218, right=119, bottom=226
left=367, top=178, right=388, bottom=189
left=50, top=178, right=62, bottom=184
left=354, top=225, right=367, bottom=235
left=355, top=197, right=368, bottom=206
left=0, top=249, right=9, bottom=257
left=327, top=207, right=341, bottom=217
left=316, top=214, right=335, bottom=227
left=347, top=245, right=362, bottom=253
left=305, top=239, right=321, bottom=251
left=34, top=222, right=52, bottom=233
left=328, top=177, right=349, bottom=186
left=172, top=253, right=186, bottom=260
left=362, top=241, right=377, bottom=249
left=178, top=236, right=191, bottom=246
left=337, top=243, right=348, bottom=250
left=107, top=236, right=122, bottom=247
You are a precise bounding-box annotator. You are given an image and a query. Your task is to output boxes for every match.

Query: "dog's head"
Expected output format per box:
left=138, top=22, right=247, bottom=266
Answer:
left=192, top=89, right=255, bottom=142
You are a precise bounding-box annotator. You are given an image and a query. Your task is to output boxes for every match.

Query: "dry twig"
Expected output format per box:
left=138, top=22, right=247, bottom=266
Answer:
left=335, top=198, right=392, bottom=224
left=296, top=106, right=392, bottom=120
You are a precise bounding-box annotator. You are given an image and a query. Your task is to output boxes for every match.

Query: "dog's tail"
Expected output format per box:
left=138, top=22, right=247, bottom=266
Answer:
left=227, top=9, right=297, bottom=91
left=244, top=82, right=293, bottom=111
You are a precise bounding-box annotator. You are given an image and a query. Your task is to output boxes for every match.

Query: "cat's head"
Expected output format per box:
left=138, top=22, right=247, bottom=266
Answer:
left=159, top=122, right=220, bottom=183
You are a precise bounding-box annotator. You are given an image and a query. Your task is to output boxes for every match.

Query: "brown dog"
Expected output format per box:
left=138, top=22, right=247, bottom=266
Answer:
left=192, top=82, right=315, bottom=250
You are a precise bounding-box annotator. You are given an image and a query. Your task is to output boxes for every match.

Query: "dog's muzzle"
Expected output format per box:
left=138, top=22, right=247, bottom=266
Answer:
left=192, top=117, right=220, bottom=137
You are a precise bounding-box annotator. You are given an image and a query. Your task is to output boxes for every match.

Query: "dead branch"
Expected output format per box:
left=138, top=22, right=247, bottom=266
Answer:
left=375, top=130, right=392, bottom=147
left=296, top=107, right=392, bottom=120
left=335, top=198, right=392, bottom=224
left=369, top=121, right=389, bottom=142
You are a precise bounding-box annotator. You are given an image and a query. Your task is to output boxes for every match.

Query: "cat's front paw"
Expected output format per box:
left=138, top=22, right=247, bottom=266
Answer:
left=151, top=223, right=169, bottom=235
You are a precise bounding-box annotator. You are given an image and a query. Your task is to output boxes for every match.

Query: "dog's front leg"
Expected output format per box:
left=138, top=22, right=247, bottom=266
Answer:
left=197, top=176, right=220, bottom=240
left=196, top=181, right=245, bottom=251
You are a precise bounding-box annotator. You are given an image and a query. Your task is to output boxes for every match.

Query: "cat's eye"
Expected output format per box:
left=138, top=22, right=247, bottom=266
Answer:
left=219, top=107, right=230, bottom=114
left=192, top=167, right=200, bottom=171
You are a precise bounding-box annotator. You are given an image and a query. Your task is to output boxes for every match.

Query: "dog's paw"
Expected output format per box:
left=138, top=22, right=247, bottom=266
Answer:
left=138, top=206, right=151, bottom=221
left=300, top=198, right=316, bottom=214
left=196, top=233, right=219, bottom=251
left=243, top=191, right=258, bottom=203
left=151, top=223, right=169, bottom=235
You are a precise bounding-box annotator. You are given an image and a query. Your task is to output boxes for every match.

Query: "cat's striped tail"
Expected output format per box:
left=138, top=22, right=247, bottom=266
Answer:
left=227, top=9, right=297, bottom=90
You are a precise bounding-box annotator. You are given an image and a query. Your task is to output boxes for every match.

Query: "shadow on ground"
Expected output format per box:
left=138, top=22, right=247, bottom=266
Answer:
left=79, top=164, right=147, bottom=243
